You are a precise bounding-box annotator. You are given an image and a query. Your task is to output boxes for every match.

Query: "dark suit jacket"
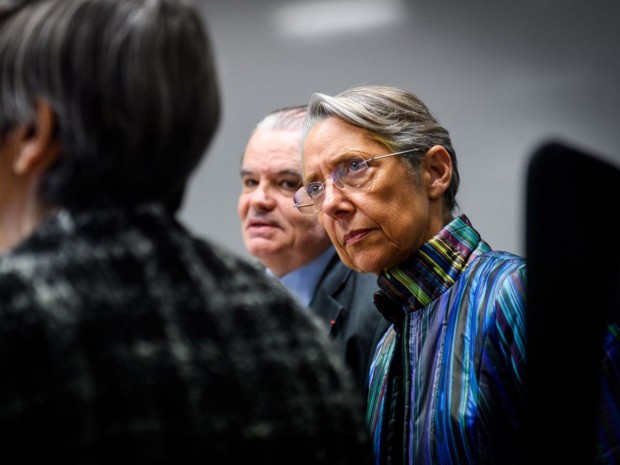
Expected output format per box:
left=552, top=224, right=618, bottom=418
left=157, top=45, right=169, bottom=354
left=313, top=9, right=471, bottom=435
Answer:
left=309, top=253, right=391, bottom=399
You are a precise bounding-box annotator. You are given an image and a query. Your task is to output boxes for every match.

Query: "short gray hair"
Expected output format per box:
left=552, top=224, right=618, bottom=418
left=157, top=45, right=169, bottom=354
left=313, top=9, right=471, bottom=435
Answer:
left=302, top=85, right=460, bottom=214
left=255, top=105, right=307, bottom=132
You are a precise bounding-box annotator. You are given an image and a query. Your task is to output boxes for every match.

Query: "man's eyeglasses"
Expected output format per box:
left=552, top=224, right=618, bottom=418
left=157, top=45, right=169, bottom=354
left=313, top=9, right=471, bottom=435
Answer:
left=293, top=148, right=422, bottom=214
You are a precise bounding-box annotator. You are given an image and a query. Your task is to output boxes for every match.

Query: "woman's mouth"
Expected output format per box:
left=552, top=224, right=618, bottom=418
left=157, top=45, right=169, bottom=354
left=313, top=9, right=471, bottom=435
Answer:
left=344, top=229, right=369, bottom=245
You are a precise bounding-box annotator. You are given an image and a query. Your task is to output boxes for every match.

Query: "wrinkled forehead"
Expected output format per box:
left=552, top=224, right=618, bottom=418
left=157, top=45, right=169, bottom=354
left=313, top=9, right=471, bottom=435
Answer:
left=245, top=128, right=303, bottom=165
left=242, top=136, right=303, bottom=182
left=301, top=117, right=386, bottom=180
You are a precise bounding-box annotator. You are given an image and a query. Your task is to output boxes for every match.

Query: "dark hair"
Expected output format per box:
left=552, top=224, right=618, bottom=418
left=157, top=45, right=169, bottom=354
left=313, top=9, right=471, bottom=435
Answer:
left=0, top=0, right=220, bottom=212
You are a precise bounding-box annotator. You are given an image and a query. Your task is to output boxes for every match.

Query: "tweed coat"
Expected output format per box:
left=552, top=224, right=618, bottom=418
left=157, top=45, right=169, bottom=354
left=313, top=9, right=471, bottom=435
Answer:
left=0, top=204, right=373, bottom=464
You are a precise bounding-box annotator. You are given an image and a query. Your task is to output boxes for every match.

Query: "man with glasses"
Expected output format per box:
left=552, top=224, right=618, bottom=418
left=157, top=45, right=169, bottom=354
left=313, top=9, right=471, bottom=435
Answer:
left=298, top=85, right=528, bottom=465
left=238, top=105, right=389, bottom=400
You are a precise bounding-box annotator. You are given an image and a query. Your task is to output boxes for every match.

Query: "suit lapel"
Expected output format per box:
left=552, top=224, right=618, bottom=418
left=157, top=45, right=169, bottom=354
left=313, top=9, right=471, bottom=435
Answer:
left=309, top=255, right=351, bottom=335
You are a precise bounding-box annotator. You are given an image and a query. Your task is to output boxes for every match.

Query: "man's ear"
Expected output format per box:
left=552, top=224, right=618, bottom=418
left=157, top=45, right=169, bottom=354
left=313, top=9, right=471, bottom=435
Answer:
left=425, top=145, right=452, bottom=200
left=13, top=100, right=60, bottom=175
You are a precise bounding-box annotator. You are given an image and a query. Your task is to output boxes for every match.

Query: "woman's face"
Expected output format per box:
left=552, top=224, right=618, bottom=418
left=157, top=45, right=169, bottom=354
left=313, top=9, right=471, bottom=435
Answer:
left=301, top=116, right=446, bottom=274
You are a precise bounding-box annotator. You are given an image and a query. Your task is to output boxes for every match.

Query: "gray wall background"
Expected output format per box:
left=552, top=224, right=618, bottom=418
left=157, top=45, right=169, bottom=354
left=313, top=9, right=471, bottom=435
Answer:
left=180, top=0, right=620, bottom=262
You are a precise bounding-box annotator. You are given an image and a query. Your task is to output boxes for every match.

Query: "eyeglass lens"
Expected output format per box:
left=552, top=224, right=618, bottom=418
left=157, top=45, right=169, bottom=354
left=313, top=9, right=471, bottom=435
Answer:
left=293, top=156, right=371, bottom=212
left=294, top=149, right=419, bottom=213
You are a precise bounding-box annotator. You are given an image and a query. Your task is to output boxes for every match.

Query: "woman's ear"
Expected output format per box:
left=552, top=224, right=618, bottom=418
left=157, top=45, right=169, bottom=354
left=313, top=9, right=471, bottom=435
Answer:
left=13, top=100, right=60, bottom=175
left=424, top=145, right=452, bottom=200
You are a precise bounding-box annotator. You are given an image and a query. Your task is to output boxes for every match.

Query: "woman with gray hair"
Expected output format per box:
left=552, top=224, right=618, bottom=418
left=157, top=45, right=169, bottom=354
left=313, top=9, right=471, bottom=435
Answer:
left=0, top=1, right=374, bottom=463
left=295, top=85, right=527, bottom=465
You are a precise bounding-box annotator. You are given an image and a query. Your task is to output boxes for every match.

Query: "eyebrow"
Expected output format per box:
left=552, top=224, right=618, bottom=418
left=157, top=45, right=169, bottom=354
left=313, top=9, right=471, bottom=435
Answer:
left=278, top=169, right=302, bottom=177
left=240, top=168, right=301, bottom=178
left=302, top=151, right=369, bottom=184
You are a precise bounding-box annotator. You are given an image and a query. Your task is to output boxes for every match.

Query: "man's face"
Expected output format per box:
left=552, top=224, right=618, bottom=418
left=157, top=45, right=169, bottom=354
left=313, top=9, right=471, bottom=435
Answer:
left=237, top=127, right=332, bottom=277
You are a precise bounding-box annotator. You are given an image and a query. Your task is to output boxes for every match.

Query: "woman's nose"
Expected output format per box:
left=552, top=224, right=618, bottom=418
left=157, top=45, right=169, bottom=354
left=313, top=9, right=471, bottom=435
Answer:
left=320, top=179, right=350, bottom=216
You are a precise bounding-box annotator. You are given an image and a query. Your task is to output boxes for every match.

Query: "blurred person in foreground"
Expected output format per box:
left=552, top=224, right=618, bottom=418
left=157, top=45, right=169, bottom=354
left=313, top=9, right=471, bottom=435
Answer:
left=238, top=105, right=389, bottom=399
left=295, top=85, right=527, bottom=465
left=0, top=1, right=373, bottom=463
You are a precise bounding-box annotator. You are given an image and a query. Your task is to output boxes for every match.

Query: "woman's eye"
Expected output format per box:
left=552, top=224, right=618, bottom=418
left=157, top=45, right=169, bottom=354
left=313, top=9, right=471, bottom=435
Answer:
left=348, top=158, right=367, bottom=173
left=307, top=183, right=323, bottom=199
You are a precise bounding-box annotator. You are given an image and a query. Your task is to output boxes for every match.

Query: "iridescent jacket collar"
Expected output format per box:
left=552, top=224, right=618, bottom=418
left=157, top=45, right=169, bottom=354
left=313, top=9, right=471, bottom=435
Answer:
left=373, top=214, right=490, bottom=324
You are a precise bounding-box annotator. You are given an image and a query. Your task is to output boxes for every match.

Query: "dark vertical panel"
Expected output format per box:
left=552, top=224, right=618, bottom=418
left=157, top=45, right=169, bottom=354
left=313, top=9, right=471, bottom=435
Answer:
left=524, top=140, right=620, bottom=463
